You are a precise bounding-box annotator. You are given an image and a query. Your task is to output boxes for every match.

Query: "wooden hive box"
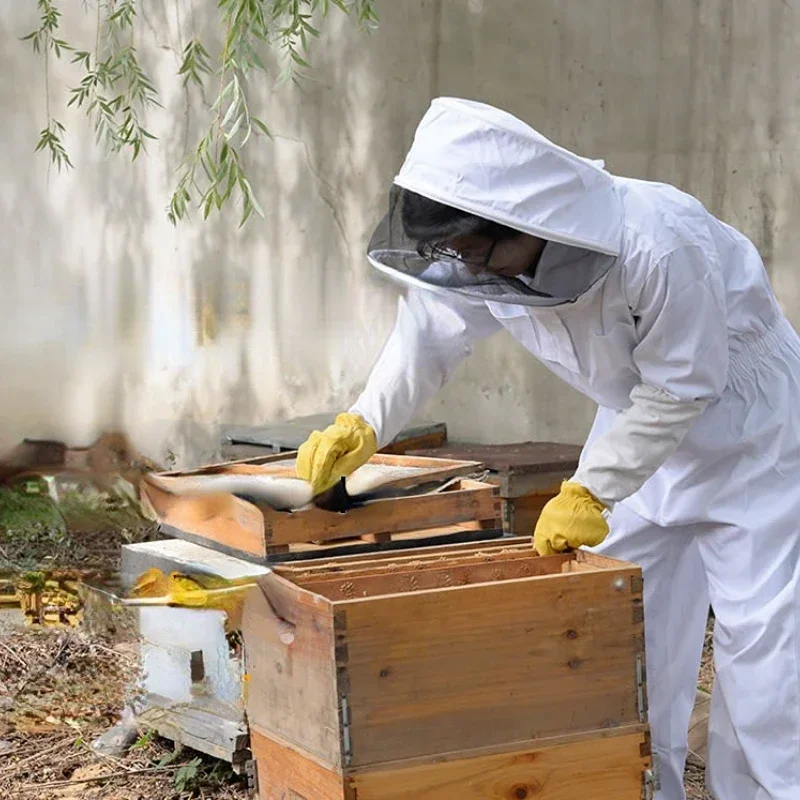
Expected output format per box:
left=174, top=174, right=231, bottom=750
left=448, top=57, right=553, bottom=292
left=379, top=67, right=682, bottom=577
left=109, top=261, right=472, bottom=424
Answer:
left=220, top=415, right=448, bottom=460
left=410, top=442, right=583, bottom=535
left=141, top=453, right=502, bottom=561
left=242, top=538, right=651, bottom=799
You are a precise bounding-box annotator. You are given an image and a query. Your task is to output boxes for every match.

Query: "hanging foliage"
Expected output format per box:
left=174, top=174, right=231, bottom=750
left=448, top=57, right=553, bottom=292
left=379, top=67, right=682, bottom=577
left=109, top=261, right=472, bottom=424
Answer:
left=21, top=0, right=379, bottom=226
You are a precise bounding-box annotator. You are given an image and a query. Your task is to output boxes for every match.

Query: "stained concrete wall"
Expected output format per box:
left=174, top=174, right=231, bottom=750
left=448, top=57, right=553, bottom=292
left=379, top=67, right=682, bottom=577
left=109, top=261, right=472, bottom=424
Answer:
left=2, top=2, right=798, bottom=463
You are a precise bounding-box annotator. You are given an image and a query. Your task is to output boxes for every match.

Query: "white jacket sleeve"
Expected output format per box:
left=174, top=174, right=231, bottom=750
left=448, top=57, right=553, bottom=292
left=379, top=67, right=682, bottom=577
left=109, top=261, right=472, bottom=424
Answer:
left=350, top=288, right=502, bottom=447
left=573, top=244, right=729, bottom=507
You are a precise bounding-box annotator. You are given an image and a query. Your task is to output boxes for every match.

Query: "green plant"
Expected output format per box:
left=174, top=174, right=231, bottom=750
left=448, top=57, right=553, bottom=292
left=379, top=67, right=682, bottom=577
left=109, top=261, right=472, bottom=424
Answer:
left=22, top=1, right=74, bottom=172
left=0, top=486, right=65, bottom=535
left=22, top=0, right=379, bottom=226
left=131, top=727, right=155, bottom=749
left=173, top=757, right=202, bottom=792
left=20, top=570, right=49, bottom=593
left=157, top=743, right=182, bottom=767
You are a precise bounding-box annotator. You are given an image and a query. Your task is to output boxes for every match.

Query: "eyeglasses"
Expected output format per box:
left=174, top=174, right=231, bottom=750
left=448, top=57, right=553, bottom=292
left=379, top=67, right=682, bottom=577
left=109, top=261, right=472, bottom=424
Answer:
left=417, top=239, right=499, bottom=269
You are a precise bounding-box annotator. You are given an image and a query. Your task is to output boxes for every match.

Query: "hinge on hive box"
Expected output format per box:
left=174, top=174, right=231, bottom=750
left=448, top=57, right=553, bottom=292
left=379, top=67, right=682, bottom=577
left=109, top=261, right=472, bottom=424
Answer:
left=341, top=694, right=353, bottom=767
left=245, top=758, right=259, bottom=794
left=636, top=653, right=647, bottom=722
left=642, top=753, right=661, bottom=799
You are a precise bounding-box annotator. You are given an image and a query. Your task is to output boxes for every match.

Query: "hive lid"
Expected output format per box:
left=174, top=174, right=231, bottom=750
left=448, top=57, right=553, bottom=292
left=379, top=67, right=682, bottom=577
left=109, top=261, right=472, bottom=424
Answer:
left=408, top=441, right=582, bottom=475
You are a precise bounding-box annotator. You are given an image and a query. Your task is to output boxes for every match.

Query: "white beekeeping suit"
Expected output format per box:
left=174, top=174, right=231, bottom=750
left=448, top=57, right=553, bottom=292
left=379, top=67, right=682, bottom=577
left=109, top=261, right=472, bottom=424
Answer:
left=351, top=98, right=800, bottom=800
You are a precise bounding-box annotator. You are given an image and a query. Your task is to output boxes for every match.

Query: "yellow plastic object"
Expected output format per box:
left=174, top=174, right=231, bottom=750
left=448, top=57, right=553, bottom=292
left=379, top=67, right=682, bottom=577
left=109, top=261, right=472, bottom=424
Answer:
left=533, top=481, right=609, bottom=556
left=126, top=568, right=295, bottom=642
left=295, top=412, right=378, bottom=494
left=126, top=568, right=255, bottom=628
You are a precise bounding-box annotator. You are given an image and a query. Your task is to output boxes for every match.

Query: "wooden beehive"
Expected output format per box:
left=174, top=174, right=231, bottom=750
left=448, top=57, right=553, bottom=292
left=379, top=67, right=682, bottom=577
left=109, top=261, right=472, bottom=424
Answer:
left=249, top=727, right=652, bottom=799
left=141, top=453, right=501, bottom=561
left=242, top=538, right=651, bottom=799
left=410, top=442, right=583, bottom=535
left=220, top=415, right=447, bottom=460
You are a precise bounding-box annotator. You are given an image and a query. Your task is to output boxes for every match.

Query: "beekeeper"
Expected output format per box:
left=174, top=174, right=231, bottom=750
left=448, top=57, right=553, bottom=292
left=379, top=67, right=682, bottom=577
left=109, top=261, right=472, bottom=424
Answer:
left=296, top=98, right=800, bottom=800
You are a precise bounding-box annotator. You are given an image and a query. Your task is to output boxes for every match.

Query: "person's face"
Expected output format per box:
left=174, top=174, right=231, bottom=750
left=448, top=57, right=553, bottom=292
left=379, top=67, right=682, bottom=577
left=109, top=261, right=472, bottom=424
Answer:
left=446, top=233, right=547, bottom=276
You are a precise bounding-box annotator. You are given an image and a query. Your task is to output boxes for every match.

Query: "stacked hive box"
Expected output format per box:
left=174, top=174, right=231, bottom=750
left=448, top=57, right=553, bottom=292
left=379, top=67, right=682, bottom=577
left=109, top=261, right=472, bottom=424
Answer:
left=242, top=538, right=653, bottom=799
left=220, top=416, right=448, bottom=461
left=141, top=453, right=502, bottom=562
left=128, top=453, right=501, bottom=770
left=410, top=442, right=583, bottom=535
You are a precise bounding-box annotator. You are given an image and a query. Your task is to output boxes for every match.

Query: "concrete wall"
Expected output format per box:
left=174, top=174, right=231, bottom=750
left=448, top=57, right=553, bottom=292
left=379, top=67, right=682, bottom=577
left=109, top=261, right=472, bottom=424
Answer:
left=2, top=1, right=798, bottom=463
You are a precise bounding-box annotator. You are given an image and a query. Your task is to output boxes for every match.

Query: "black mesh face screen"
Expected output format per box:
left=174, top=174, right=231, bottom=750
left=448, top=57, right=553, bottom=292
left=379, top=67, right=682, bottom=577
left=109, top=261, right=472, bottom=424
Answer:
left=366, top=186, right=613, bottom=307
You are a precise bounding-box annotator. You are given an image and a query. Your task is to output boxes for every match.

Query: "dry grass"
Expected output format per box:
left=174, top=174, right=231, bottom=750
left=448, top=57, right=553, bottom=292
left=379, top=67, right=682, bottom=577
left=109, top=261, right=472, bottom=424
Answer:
left=697, top=618, right=715, bottom=695
left=0, top=484, right=250, bottom=798
left=685, top=752, right=711, bottom=800
left=683, top=615, right=714, bottom=799
left=0, top=484, right=159, bottom=574
left=0, top=626, right=249, bottom=800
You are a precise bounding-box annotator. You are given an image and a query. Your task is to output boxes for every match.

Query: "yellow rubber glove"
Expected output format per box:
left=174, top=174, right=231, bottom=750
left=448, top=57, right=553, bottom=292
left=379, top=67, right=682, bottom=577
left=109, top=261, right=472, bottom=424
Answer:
left=295, top=412, right=378, bottom=495
left=533, top=481, right=610, bottom=556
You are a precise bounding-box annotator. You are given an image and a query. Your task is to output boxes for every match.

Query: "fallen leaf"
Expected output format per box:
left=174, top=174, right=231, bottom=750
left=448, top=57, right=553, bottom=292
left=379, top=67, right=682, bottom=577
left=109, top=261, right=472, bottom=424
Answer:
left=54, top=763, right=107, bottom=799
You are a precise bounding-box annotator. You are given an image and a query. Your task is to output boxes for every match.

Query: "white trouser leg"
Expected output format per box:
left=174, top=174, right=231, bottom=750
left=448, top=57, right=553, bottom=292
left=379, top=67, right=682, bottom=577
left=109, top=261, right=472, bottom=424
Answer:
left=593, top=503, right=710, bottom=800
left=699, top=514, right=800, bottom=800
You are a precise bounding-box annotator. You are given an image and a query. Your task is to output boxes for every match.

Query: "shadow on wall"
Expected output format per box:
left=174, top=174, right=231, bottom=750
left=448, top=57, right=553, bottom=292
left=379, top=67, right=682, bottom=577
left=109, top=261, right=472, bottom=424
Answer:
left=229, top=1, right=598, bottom=448
left=152, top=1, right=443, bottom=460
left=417, top=0, right=800, bottom=443
left=146, top=0, right=800, bottom=448
left=0, top=4, right=614, bottom=457
left=0, top=4, right=199, bottom=452
left=6, top=1, right=798, bottom=460
left=0, top=3, right=431, bottom=462
left=0, top=6, right=139, bottom=448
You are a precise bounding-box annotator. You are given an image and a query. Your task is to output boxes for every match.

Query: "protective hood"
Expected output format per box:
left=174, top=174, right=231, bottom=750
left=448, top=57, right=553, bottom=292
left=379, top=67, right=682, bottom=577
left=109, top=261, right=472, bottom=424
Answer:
left=368, top=98, right=623, bottom=306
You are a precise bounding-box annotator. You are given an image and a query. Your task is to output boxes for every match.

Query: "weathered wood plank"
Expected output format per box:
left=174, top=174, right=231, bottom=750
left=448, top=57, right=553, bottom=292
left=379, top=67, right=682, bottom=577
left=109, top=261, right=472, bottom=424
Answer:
left=140, top=694, right=250, bottom=765
left=378, top=429, right=447, bottom=455
left=221, top=416, right=446, bottom=455
left=409, top=442, right=581, bottom=498
left=242, top=573, right=341, bottom=766
left=408, top=442, right=582, bottom=475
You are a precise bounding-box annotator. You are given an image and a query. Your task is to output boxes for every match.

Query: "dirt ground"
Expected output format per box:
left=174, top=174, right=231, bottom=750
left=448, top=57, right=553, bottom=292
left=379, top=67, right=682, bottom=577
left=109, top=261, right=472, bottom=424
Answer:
left=0, top=624, right=249, bottom=799
left=0, top=485, right=716, bottom=799
left=0, top=484, right=159, bottom=574
left=0, top=485, right=249, bottom=799
left=685, top=619, right=714, bottom=799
